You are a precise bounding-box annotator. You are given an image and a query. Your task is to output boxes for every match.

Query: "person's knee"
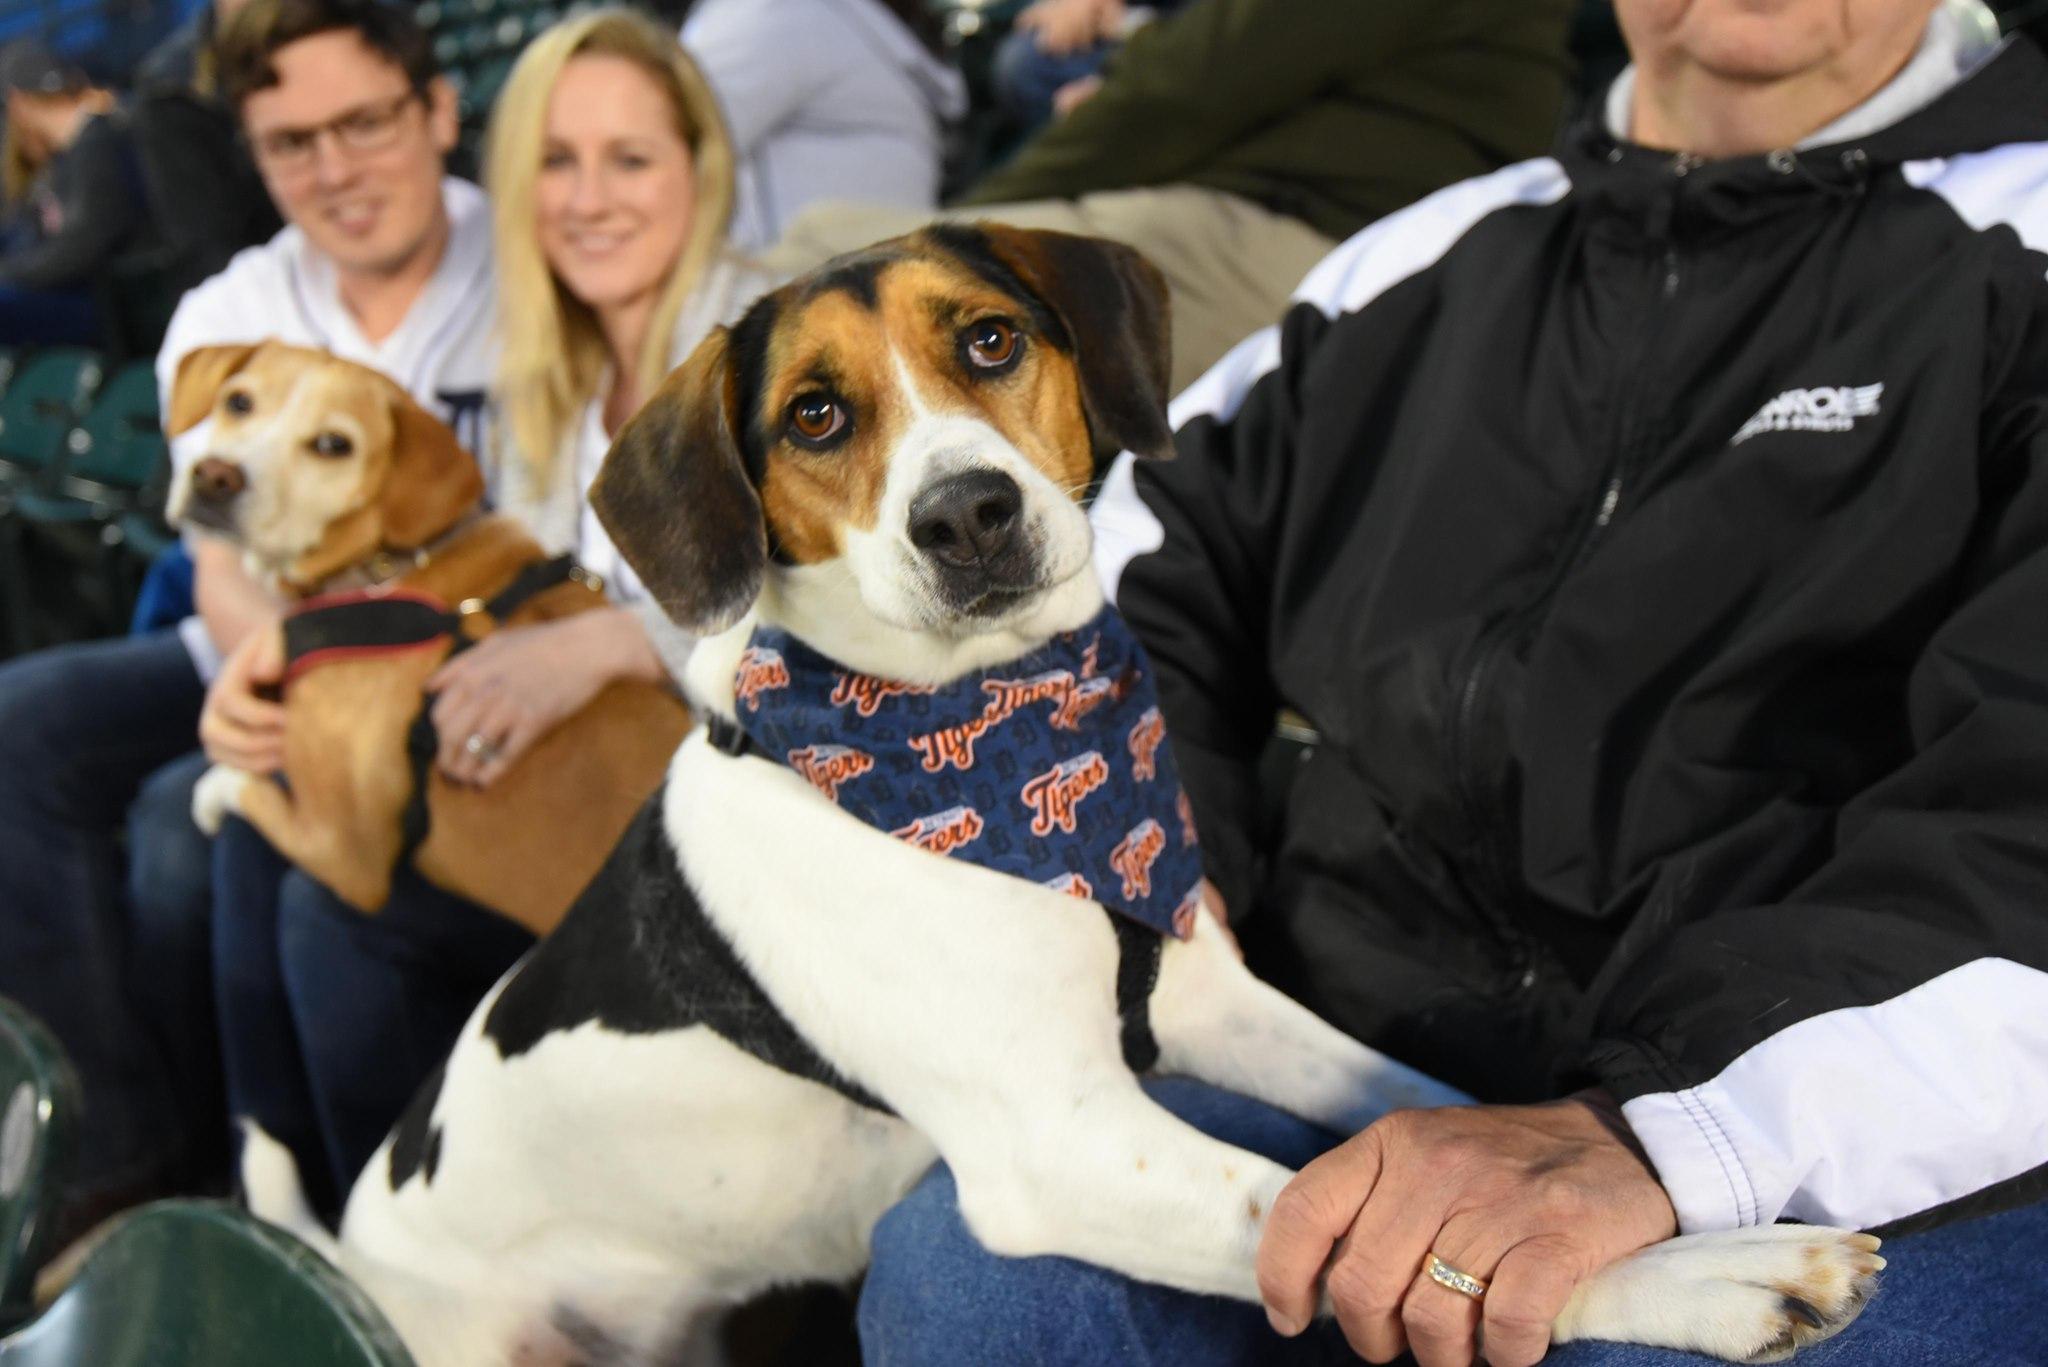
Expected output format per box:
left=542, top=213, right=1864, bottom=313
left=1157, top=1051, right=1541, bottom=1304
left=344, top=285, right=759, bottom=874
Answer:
left=0, top=648, right=98, bottom=781
left=129, top=752, right=213, bottom=920
left=860, top=1166, right=1022, bottom=1362
left=275, top=872, right=362, bottom=981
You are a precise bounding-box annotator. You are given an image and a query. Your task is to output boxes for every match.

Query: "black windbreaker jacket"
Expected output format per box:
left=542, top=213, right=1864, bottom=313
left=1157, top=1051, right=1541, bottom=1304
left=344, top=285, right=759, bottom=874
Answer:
left=1096, top=35, right=2048, bottom=1235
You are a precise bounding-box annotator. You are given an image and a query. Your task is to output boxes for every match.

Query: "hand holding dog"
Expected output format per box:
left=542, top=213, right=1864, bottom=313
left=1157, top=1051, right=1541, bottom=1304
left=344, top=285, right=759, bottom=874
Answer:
left=429, top=609, right=666, bottom=787
left=1258, top=1091, right=1676, bottom=1367
left=200, top=620, right=288, bottom=774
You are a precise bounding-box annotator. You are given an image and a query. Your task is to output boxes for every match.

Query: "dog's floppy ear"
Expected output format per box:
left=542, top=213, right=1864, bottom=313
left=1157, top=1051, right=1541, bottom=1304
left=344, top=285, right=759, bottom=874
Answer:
left=594, top=327, right=766, bottom=635
left=167, top=343, right=262, bottom=436
left=964, top=223, right=1175, bottom=463
left=380, top=388, right=485, bottom=549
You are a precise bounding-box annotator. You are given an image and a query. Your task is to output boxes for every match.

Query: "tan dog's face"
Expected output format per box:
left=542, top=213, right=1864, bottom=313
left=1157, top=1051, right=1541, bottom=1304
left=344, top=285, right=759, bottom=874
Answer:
left=596, top=225, right=1174, bottom=639
left=165, top=342, right=480, bottom=590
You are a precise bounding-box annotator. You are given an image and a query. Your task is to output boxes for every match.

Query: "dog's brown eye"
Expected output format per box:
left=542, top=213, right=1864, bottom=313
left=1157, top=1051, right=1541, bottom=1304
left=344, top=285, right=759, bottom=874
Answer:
left=965, top=319, right=1020, bottom=369
left=788, top=394, right=846, bottom=445
left=310, top=431, right=354, bottom=459
left=224, top=391, right=254, bottom=416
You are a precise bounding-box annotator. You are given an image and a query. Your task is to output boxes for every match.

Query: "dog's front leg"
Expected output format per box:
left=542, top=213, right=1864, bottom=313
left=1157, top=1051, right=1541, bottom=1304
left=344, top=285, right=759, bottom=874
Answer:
left=199, top=764, right=397, bottom=909
left=945, top=1077, right=1295, bottom=1304
left=1149, top=911, right=1472, bottom=1134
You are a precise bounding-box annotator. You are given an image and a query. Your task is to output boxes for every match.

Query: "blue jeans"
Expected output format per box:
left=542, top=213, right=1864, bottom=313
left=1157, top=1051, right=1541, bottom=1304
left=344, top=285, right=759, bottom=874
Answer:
left=0, top=629, right=219, bottom=1201
left=990, top=30, right=1119, bottom=128
left=859, top=1078, right=2048, bottom=1366
left=212, top=817, right=532, bottom=1216
left=0, top=283, right=101, bottom=347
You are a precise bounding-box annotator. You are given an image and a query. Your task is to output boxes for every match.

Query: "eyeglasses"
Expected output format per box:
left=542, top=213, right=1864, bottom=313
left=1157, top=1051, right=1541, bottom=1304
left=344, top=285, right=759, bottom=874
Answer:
left=249, top=90, right=423, bottom=173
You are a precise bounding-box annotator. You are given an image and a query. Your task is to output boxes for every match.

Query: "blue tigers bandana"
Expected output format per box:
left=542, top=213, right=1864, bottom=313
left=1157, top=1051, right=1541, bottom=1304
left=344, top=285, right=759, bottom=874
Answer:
left=729, top=606, right=1206, bottom=939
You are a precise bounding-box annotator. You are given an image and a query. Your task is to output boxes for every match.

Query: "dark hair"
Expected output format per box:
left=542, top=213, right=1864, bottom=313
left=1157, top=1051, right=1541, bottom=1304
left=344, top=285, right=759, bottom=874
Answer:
left=215, top=0, right=439, bottom=112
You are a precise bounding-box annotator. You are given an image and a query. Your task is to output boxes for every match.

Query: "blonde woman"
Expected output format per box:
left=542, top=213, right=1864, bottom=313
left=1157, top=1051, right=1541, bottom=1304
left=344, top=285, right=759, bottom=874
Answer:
left=429, top=8, right=767, bottom=789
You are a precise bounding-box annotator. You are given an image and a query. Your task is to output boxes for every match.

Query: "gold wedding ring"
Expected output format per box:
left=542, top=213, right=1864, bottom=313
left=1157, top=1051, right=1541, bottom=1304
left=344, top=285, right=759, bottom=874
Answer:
left=1426, top=1253, right=1488, bottom=1301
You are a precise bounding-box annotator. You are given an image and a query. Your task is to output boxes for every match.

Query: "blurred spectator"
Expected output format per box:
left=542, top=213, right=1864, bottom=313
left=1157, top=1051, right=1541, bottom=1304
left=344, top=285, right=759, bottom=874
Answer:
left=119, top=0, right=284, bottom=356
left=681, top=0, right=966, bottom=252
left=992, top=0, right=1186, bottom=130
left=135, top=0, right=257, bottom=95
left=0, top=0, right=492, bottom=1236
left=764, top=0, right=1575, bottom=393
left=0, top=38, right=153, bottom=344
left=208, top=4, right=766, bottom=1213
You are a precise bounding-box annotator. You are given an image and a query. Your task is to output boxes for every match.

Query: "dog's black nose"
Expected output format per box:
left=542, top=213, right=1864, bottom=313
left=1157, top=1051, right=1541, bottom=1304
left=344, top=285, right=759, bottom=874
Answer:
left=191, top=457, right=247, bottom=501
left=908, top=470, right=1023, bottom=569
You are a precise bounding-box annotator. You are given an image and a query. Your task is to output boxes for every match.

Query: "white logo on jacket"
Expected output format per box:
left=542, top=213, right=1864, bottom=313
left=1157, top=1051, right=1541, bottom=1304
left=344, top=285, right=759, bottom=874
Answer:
left=1731, top=383, right=1884, bottom=445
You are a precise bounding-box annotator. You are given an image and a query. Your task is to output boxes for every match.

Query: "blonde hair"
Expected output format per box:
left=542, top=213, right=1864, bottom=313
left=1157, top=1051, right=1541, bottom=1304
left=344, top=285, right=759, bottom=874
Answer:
left=484, top=8, right=735, bottom=485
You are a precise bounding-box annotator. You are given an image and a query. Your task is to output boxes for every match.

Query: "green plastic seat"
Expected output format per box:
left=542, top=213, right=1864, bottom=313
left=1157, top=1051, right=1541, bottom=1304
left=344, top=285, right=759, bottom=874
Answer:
left=0, top=351, right=105, bottom=485
left=15, top=362, right=167, bottom=519
left=0, top=1201, right=415, bottom=1366
left=0, top=999, right=78, bottom=1329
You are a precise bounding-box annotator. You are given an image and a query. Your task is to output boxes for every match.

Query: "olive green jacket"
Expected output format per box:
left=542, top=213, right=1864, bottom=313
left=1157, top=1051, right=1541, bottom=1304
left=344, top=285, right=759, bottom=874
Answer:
left=959, top=0, right=1576, bottom=242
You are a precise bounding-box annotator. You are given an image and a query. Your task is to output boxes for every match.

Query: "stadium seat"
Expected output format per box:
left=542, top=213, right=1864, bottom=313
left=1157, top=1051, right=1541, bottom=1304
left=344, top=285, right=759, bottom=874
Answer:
left=0, top=997, right=79, bottom=1331
left=0, top=1202, right=414, bottom=1367
left=0, top=361, right=166, bottom=657
left=17, top=361, right=166, bottom=518
left=0, top=351, right=105, bottom=487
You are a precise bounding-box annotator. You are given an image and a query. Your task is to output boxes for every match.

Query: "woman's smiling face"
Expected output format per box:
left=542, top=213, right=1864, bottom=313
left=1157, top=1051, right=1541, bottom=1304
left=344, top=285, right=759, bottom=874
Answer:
left=534, top=52, right=698, bottom=318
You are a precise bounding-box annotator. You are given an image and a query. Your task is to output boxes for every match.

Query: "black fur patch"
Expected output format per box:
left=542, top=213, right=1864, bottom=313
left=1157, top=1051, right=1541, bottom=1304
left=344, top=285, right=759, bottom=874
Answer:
left=923, top=223, right=1073, bottom=355
left=387, top=1058, right=447, bottom=1190
left=798, top=252, right=899, bottom=311
left=483, top=793, right=891, bottom=1113
left=1114, top=916, right=1163, bottom=1073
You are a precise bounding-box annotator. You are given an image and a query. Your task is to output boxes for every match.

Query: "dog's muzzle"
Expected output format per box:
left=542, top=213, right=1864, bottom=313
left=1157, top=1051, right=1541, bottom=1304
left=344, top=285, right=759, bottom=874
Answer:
left=179, top=456, right=248, bottom=534
left=908, top=469, right=1040, bottom=616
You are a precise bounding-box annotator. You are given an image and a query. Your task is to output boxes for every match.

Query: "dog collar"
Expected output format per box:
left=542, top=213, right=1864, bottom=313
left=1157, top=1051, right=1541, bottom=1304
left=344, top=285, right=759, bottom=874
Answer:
left=724, top=606, right=1206, bottom=939
left=290, top=508, right=491, bottom=597
left=280, top=554, right=602, bottom=685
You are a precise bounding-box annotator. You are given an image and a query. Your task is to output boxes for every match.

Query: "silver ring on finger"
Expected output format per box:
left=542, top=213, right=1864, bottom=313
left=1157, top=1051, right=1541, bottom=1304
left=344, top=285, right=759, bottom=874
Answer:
left=463, top=732, right=502, bottom=764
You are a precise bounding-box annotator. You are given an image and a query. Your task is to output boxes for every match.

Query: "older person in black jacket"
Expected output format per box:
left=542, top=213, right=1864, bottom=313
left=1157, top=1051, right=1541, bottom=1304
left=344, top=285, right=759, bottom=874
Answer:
left=859, top=2, right=2048, bottom=1364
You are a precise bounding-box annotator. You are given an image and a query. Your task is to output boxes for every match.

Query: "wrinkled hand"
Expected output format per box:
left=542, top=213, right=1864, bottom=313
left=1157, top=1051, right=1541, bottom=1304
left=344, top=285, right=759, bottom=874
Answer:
left=429, top=609, right=661, bottom=787
left=1259, top=1092, right=1676, bottom=1367
left=1015, top=0, right=1121, bottom=55
left=1052, top=74, right=1104, bottom=118
left=199, top=619, right=287, bottom=773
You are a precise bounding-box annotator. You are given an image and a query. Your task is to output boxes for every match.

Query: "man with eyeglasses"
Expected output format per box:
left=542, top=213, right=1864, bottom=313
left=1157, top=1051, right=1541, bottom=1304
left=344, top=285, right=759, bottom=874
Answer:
left=0, top=0, right=492, bottom=1235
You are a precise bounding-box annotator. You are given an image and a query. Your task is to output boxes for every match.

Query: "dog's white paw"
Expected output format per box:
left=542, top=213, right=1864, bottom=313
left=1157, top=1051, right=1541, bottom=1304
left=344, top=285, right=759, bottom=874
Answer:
left=1558, top=1224, right=1884, bottom=1363
left=191, top=764, right=250, bottom=835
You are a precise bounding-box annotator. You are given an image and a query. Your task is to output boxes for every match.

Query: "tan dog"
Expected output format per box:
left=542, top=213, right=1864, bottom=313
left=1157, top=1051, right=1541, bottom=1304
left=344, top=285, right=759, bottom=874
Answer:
left=169, top=341, right=688, bottom=935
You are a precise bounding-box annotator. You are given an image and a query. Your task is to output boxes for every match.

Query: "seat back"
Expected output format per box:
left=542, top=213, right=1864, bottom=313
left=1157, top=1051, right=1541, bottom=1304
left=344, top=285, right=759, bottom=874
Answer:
left=61, top=362, right=166, bottom=498
left=0, top=999, right=79, bottom=1327
left=0, top=352, right=105, bottom=477
left=0, top=1201, right=415, bottom=1366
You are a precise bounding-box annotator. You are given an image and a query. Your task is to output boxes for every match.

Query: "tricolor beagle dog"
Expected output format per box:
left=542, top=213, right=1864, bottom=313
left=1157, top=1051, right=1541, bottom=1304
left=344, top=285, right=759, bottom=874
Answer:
left=168, top=343, right=688, bottom=935
left=246, top=227, right=1882, bottom=1365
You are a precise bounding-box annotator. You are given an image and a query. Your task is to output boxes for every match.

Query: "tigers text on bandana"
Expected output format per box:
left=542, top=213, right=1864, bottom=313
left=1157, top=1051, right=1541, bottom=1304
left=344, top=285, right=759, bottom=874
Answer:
left=729, top=607, right=1205, bottom=938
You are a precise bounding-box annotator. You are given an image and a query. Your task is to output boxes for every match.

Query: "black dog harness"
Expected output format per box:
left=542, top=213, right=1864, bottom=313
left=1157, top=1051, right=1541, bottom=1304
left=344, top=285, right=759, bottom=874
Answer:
left=281, top=553, right=602, bottom=864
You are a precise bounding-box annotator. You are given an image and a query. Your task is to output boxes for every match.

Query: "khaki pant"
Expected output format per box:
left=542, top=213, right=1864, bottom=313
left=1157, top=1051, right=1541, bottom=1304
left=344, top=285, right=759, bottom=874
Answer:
left=753, top=185, right=1337, bottom=395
